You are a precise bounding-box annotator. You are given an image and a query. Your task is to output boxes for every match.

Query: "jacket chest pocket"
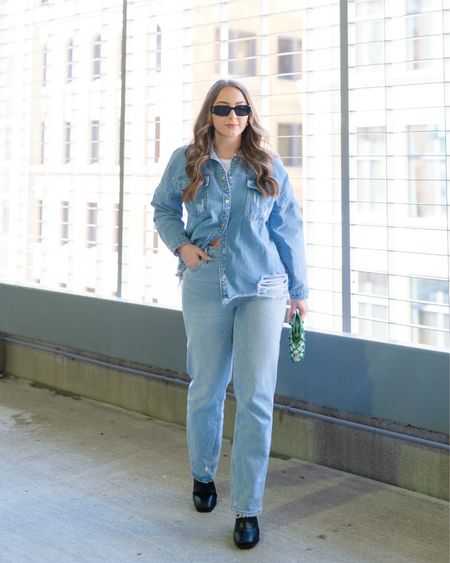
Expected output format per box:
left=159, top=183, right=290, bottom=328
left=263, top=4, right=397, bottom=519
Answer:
left=175, top=175, right=210, bottom=218
left=245, top=180, right=274, bottom=221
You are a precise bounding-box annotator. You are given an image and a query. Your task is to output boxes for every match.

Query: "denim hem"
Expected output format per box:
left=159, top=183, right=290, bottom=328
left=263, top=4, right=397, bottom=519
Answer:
left=232, top=507, right=261, bottom=518
left=192, top=472, right=215, bottom=484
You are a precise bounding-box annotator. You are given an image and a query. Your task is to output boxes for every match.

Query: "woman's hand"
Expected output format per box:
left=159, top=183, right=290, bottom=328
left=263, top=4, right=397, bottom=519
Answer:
left=288, top=299, right=308, bottom=321
left=177, top=243, right=211, bottom=269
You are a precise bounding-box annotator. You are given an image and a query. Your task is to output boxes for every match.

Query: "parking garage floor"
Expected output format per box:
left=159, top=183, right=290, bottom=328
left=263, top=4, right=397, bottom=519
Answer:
left=1, top=376, right=448, bottom=563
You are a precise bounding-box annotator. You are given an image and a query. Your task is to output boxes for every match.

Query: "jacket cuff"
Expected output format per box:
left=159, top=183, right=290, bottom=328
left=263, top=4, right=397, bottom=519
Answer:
left=289, top=289, right=309, bottom=301
left=170, top=236, right=191, bottom=255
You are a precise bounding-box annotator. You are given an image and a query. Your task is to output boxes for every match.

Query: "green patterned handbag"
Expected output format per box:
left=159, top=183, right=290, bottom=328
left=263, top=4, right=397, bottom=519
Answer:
left=289, top=310, right=305, bottom=363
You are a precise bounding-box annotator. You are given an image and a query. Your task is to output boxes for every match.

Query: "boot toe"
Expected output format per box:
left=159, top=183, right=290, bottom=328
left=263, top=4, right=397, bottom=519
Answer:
left=192, top=479, right=217, bottom=513
left=233, top=516, right=259, bottom=549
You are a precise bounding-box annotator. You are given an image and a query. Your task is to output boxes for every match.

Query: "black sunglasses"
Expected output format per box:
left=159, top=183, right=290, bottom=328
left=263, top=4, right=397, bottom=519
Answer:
left=211, top=104, right=251, bottom=117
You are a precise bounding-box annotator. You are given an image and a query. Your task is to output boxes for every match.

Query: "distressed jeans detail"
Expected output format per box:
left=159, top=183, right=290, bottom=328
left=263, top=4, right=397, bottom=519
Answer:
left=181, top=247, right=286, bottom=516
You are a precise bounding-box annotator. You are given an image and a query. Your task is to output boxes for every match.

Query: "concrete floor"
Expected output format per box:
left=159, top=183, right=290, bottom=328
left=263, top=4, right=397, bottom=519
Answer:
left=0, top=376, right=448, bottom=563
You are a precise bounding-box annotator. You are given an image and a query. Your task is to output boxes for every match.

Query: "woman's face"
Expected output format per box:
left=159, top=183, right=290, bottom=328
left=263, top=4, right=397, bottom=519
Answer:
left=210, top=86, right=250, bottom=142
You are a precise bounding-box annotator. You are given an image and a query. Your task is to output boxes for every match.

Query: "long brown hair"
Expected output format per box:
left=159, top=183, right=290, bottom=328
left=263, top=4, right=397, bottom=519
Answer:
left=183, top=79, right=279, bottom=203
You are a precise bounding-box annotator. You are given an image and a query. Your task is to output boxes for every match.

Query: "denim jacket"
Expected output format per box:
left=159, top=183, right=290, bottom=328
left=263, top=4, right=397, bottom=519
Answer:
left=151, top=146, right=308, bottom=304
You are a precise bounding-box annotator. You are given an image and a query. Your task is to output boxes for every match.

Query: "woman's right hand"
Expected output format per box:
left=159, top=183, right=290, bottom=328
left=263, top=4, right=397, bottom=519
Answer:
left=177, top=243, right=211, bottom=269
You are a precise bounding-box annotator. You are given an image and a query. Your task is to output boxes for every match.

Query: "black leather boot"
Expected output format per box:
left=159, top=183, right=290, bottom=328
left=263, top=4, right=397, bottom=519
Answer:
left=192, top=478, right=217, bottom=512
left=233, top=516, right=260, bottom=549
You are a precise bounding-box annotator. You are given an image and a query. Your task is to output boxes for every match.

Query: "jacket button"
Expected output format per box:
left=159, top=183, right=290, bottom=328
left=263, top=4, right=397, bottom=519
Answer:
left=220, top=224, right=225, bottom=229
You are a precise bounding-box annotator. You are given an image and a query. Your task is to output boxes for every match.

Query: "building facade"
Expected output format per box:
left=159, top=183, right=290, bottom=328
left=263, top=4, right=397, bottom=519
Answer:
left=0, top=0, right=448, bottom=348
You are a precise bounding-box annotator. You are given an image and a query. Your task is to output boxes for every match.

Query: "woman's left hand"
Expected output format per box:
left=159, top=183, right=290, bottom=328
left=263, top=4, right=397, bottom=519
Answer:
left=288, top=299, right=308, bottom=321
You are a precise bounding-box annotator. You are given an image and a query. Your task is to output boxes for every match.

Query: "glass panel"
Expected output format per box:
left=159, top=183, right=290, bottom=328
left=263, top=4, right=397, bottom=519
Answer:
left=121, top=0, right=341, bottom=320
left=0, top=0, right=447, bottom=351
left=293, top=0, right=340, bottom=331
left=0, top=0, right=122, bottom=295
left=348, top=0, right=449, bottom=348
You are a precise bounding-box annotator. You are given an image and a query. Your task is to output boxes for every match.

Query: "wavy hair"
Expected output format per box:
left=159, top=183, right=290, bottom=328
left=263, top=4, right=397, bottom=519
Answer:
left=183, top=79, right=279, bottom=202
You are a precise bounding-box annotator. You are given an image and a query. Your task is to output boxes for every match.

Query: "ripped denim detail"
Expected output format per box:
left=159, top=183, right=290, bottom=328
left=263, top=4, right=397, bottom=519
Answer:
left=256, top=273, right=289, bottom=296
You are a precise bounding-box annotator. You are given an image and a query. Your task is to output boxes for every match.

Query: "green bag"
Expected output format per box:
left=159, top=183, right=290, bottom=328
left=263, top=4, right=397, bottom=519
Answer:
left=289, top=310, right=305, bottom=363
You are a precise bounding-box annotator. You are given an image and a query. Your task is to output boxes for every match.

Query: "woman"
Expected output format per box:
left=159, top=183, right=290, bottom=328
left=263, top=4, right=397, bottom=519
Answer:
left=151, top=79, right=308, bottom=549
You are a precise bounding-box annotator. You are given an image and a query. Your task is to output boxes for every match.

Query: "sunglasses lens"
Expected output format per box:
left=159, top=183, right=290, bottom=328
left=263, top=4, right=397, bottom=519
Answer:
left=212, top=105, right=251, bottom=116
left=212, top=106, right=231, bottom=116
left=234, top=105, right=251, bottom=116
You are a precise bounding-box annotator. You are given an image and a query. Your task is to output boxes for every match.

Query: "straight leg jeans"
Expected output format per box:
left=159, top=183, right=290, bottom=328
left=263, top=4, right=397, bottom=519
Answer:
left=181, top=246, right=286, bottom=516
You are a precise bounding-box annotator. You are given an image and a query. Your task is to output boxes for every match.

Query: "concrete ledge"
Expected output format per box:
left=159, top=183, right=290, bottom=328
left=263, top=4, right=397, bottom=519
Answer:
left=4, top=339, right=449, bottom=501
left=2, top=282, right=448, bottom=434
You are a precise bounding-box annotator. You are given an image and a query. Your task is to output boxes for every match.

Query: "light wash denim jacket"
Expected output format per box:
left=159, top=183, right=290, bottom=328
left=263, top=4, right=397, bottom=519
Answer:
left=151, top=146, right=308, bottom=304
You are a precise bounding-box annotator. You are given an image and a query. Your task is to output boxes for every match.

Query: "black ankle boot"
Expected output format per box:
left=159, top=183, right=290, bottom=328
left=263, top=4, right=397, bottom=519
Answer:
left=233, top=516, right=259, bottom=549
left=192, top=478, right=217, bottom=512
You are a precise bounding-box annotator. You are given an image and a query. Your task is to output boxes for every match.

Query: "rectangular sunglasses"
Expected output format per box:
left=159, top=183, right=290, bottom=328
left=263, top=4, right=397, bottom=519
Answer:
left=211, top=104, right=251, bottom=117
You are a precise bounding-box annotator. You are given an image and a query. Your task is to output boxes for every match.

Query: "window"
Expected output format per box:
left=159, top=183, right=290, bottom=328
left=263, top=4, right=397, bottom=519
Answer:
left=42, top=44, right=47, bottom=86
left=357, top=272, right=388, bottom=297
left=117, top=36, right=122, bottom=78
left=0, top=200, right=9, bottom=234
left=116, top=118, right=121, bottom=165
left=411, top=278, right=449, bottom=347
left=277, top=124, right=302, bottom=167
left=64, top=121, right=71, bottom=163
left=2, top=125, right=11, bottom=160
left=355, top=0, right=383, bottom=18
left=354, top=18, right=384, bottom=66
left=90, top=120, right=99, bottom=163
left=152, top=231, right=159, bottom=254
left=38, top=201, right=43, bottom=242
left=92, top=35, right=101, bottom=80
left=353, top=272, right=389, bottom=340
left=61, top=201, right=69, bottom=244
left=278, top=37, right=302, bottom=80
left=156, top=24, right=162, bottom=72
left=113, top=204, right=119, bottom=251
left=154, top=117, right=160, bottom=163
left=406, top=0, right=436, bottom=71
left=354, top=126, right=386, bottom=213
left=228, top=30, right=256, bottom=76
left=86, top=203, right=98, bottom=248
left=356, top=127, right=385, bottom=155
left=408, top=125, right=446, bottom=218
left=35, top=200, right=43, bottom=243
left=66, top=40, right=73, bottom=82
left=358, top=302, right=388, bottom=332
left=40, top=122, right=45, bottom=164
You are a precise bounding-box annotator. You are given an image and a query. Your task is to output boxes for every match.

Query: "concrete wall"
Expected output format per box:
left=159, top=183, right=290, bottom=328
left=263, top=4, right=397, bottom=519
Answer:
left=1, top=283, right=448, bottom=434
left=3, top=340, right=448, bottom=501
left=0, top=283, right=449, bottom=499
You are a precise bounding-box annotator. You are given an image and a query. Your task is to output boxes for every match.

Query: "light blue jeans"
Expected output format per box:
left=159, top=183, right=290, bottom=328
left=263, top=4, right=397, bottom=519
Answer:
left=181, top=246, right=287, bottom=516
